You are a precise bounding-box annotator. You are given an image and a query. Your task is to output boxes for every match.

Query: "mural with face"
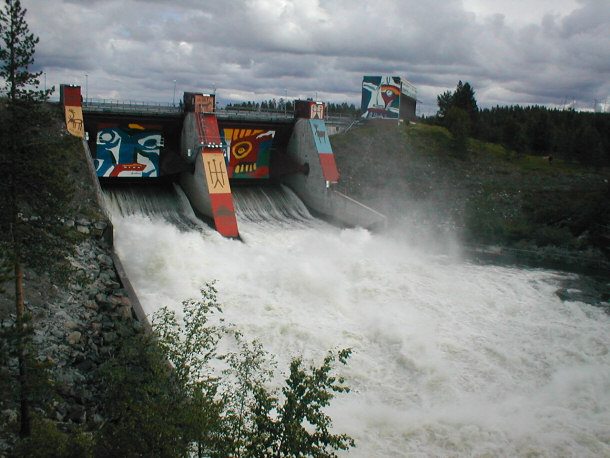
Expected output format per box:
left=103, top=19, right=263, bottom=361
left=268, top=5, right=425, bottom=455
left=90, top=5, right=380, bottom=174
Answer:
left=94, top=124, right=163, bottom=177
left=361, top=76, right=402, bottom=119
left=222, top=128, right=275, bottom=179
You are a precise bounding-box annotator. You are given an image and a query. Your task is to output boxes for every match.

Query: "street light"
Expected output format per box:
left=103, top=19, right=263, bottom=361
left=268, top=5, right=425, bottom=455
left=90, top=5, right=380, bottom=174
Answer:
left=85, top=74, right=88, bottom=102
left=284, top=89, right=287, bottom=116
left=173, top=80, right=177, bottom=106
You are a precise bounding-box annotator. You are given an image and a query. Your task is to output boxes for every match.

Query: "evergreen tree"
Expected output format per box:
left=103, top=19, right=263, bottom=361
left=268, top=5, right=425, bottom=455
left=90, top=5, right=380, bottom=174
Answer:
left=0, top=0, right=71, bottom=438
left=436, top=90, right=454, bottom=119
left=437, top=81, right=478, bottom=133
left=453, top=81, right=478, bottom=127
left=445, top=106, right=471, bottom=154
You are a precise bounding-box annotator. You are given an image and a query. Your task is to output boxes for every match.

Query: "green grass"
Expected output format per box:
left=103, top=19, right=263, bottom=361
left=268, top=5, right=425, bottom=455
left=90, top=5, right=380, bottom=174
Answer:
left=334, top=120, right=610, bottom=268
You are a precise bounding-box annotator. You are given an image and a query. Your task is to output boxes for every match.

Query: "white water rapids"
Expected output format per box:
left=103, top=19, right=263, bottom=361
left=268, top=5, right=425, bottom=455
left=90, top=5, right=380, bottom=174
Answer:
left=104, top=184, right=610, bottom=457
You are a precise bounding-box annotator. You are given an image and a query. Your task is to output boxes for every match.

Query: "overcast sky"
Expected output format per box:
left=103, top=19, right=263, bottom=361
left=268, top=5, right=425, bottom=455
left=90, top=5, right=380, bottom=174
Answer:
left=22, top=0, right=610, bottom=115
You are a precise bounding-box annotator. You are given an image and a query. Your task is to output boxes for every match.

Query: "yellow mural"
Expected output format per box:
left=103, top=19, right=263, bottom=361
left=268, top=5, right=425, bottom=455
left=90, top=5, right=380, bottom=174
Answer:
left=203, top=152, right=231, bottom=194
left=65, top=106, right=84, bottom=137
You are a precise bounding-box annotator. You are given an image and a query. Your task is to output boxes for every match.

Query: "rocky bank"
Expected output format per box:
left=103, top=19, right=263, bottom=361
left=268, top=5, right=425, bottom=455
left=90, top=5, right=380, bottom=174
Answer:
left=0, top=216, right=144, bottom=452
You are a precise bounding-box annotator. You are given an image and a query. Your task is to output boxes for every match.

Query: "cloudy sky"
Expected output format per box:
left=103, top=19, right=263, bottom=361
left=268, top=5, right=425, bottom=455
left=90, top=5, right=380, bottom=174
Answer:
left=22, top=0, right=610, bottom=115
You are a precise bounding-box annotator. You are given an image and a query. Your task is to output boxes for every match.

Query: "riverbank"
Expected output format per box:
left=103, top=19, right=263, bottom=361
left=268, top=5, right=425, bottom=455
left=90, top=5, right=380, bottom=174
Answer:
left=331, top=120, right=610, bottom=273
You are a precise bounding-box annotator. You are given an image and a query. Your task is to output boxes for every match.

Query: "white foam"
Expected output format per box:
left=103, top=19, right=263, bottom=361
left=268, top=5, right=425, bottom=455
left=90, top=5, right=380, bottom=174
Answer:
left=108, top=187, right=610, bottom=457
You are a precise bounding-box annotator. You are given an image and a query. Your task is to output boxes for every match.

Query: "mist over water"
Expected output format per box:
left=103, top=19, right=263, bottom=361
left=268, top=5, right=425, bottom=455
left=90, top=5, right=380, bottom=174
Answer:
left=105, top=185, right=610, bottom=457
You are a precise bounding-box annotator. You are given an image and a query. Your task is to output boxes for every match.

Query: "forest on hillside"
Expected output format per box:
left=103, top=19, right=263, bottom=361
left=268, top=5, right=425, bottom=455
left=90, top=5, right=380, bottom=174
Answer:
left=225, top=99, right=361, bottom=117
left=425, top=81, right=610, bottom=167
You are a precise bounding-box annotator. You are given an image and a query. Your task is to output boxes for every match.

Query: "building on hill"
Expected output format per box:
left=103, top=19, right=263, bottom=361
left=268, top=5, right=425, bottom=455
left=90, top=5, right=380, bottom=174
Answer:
left=360, top=76, right=417, bottom=121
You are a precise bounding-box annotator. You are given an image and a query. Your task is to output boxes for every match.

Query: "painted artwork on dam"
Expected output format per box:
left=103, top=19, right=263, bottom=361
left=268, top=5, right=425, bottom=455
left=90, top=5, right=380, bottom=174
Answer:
left=222, top=128, right=275, bottom=179
left=94, top=123, right=163, bottom=178
left=310, top=119, right=339, bottom=182
left=361, top=75, right=401, bottom=119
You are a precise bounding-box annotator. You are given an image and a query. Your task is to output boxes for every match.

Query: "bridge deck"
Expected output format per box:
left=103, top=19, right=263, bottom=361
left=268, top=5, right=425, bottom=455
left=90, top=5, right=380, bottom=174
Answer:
left=82, top=99, right=355, bottom=125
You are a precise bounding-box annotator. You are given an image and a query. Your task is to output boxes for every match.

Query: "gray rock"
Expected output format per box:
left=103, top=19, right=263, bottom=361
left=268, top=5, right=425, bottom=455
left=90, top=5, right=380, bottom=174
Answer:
left=67, top=331, right=82, bottom=346
left=95, top=293, right=112, bottom=309
left=117, top=305, right=133, bottom=321
left=84, top=299, right=98, bottom=310
left=103, top=332, right=118, bottom=344
left=97, top=253, right=114, bottom=267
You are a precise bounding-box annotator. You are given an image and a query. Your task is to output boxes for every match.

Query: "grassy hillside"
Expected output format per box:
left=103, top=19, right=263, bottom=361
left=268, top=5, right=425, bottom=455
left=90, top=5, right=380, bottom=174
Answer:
left=331, top=120, right=610, bottom=272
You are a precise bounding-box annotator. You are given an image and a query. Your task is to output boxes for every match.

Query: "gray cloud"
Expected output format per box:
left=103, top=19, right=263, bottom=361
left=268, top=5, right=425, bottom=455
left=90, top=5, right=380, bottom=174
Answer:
left=20, top=0, right=610, bottom=112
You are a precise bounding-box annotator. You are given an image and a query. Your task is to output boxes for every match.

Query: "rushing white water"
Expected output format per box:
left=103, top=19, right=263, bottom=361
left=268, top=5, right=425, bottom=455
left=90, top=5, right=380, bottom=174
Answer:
left=105, top=184, right=610, bottom=457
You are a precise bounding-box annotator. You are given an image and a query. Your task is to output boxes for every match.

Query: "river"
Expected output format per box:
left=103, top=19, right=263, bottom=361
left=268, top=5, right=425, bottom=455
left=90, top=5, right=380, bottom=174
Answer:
left=105, top=184, right=609, bottom=457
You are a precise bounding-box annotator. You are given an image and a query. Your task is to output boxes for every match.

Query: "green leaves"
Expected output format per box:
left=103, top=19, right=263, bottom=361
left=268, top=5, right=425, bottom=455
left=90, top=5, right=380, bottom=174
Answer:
left=268, top=349, right=355, bottom=457
left=0, top=0, right=52, bottom=102
left=145, top=283, right=355, bottom=457
left=436, top=80, right=479, bottom=137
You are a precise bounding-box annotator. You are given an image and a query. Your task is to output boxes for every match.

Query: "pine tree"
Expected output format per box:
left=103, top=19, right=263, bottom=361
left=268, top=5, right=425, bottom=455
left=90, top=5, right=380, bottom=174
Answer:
left=437, top=81, right=479, bottom=134
left=0, top=0, right=71, bottom=438
left=0, top=0, right=50, bottom=102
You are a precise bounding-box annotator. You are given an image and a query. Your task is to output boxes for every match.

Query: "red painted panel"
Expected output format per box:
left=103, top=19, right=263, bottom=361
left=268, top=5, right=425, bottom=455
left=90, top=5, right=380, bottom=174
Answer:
left=319, top=153, right=339, bottom=182
left=210, top=193, right=239, bottom=237
left=294, top=100, right=325, bottom=119
left=197, top=113, right=222, bottom=145
left=62, top=86, right=82, bottom=107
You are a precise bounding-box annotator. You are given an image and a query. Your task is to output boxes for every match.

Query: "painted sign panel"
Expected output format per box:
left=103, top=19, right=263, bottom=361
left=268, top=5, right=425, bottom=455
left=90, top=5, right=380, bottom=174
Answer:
left=65, top=106, right=84, bottom=137
left=222, top=128, right=274, bottom=179
left=294, top=100, right=325, bottom=119
left=310, top=119, right=339, bottom=182
left=310, top=119, right=332, bottom=154
left=203, top=152, right=231, bottom=194
left=195, top=94, right=215, bottom=113
left=198, top=112, right=222, bottom=145
left=361, top=76, right=401, bottom=119
left=61, top=85, right=84, bottom=138
left=310, top=103, right=325, bottom=120
left=210, top=192, right=238, bottom=237
left=95, top=123, right=163, bottom=177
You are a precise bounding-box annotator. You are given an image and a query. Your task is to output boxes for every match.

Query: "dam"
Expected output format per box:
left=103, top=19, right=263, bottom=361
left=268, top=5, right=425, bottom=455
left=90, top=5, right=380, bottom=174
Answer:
left=60, top=84, right=386, bottom=239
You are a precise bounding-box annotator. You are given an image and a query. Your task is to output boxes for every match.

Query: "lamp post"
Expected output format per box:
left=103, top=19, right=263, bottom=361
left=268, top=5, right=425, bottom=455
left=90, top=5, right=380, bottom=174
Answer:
left=284, top=89, right=287, bottom=116
left=173, top=80, right=177, bottom=106
left=43, top=72, right=46, bottom=92
left=85, top=74, right=88, bottom=102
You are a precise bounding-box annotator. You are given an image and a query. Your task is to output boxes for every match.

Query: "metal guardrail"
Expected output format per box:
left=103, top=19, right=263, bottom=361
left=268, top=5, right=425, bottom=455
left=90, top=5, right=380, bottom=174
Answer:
left=81, top=99, right=357, bottom=125
left=215, top=109, right=294, bottom=122
left=83, top=99, right=182, bottom=115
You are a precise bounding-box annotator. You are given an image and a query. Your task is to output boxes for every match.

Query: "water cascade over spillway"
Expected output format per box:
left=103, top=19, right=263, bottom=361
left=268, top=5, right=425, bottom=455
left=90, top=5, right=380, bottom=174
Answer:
left=104, top=185, right=610, bottom=457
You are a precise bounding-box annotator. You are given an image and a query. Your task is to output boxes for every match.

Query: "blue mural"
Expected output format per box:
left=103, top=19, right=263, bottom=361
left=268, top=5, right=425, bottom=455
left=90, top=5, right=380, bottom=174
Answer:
left=361, top=76, right=402, bottom=119
left=95, top=125, right=163, bottom=177
left=310, top=119, right=332, bottom=154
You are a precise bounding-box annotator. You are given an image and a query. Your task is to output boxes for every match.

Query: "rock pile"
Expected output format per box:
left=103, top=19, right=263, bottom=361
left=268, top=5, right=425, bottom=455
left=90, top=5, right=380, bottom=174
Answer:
left=2, top=218, right=144, bottom=431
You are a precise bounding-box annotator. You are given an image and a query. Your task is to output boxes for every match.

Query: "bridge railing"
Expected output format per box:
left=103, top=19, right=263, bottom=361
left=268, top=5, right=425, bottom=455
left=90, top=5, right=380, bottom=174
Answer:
left=81, top=98, right=357, bottom=124
left=83, top=98, right=182, bottom=115
left=215, top=108, right=294, bottom=122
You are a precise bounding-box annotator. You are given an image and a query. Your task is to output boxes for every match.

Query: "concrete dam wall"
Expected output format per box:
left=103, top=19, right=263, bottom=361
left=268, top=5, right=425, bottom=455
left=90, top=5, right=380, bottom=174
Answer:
left=61, top=84, right=386, bottom=239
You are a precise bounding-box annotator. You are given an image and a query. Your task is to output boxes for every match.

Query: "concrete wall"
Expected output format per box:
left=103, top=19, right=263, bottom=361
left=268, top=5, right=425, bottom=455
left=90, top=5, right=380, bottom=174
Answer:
left=283, top=119, right=386, bottom=231
left=179, top=112, right=214, bottom=219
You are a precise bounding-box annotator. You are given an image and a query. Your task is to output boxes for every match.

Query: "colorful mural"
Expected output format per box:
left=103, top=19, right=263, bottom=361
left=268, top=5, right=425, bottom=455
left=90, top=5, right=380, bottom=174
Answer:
left=222, top=128, right=275, bottom=179
left=310, top=119, right=339, bottom=182
left=361, top=76, right=402, bottom=119
left=61, top=85, right=84, bottom=137
left=94, top=123, right=163, bottom=177
left=65, top=106, right=84, bottom=137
